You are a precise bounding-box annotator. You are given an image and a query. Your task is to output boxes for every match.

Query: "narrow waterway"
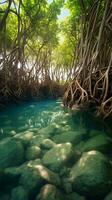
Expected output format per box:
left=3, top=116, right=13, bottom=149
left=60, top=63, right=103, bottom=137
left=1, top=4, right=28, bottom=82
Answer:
left=0, top=99, right=106, bottom=137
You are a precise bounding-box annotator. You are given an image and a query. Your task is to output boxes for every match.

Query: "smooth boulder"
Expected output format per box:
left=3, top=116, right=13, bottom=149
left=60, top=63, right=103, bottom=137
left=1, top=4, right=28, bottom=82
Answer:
left=25, top=146, right=41, bottom=160
left=80, top=134, right=112, bottom=153
left=14, top=131, right=34, bottom=146
left=38, top=124, right=58, bottom=137
left=53, top=130, right=88, bottom=145
left=19, top=164, right=61, bottom=195
left=1, top=166, right=22, bottom=186
left=62, top=178, right=72, bottom=194
left=30, top=135, right=49, bottom=147
left=41, top=139, right=56, bottom=149
left=30, top=125, right=58, bottom=147
left=42, top=143, right=73, bottom=172
left=69, top=150, right=112, bottom=197
left=0, top=138, right=24, bottom=168
left=36, top=184, right=64, bottom=200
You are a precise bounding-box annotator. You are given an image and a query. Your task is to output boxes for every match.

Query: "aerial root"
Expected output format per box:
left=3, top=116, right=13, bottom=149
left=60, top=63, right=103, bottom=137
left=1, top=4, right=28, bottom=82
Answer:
left=63, top=67, right=112, bottom=118
left=63, top=0, right=112, bottom=119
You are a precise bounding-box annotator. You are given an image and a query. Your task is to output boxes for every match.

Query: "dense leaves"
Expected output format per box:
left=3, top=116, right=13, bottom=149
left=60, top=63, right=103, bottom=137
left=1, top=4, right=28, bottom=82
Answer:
left=0, top=0, right=69, bottom=102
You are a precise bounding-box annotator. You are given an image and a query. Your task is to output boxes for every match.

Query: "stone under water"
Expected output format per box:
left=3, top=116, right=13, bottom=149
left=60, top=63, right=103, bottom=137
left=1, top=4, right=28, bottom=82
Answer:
left=0, top=99, right=112, bottom=200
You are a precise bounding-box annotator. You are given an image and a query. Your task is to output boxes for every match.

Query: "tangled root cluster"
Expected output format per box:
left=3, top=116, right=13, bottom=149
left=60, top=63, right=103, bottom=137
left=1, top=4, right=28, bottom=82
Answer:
left=63, top=0, right=112, bottom=118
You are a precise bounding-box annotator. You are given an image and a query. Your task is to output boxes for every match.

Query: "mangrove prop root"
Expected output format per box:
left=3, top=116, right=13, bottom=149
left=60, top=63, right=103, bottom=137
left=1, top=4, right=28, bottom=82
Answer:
left=63, top=0, right=112, bottom=118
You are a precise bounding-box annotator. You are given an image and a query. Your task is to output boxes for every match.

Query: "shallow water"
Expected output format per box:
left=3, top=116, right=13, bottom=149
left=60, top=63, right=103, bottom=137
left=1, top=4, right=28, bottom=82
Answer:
left=0, top=99, right=107, bottom=139
left=0, top=99, right=112, bottom=200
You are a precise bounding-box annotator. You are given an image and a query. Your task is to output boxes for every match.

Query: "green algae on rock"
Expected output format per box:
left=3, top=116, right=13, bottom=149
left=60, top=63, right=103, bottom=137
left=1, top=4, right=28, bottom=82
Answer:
left=78, top=134, right=112, bottom=153
left=42, top=143, right=73, bottom=172
left=25, top=146, right=42, bottom=160
left=41, top=139, right=56, bottom=149
left=53, top=130, right=88, bottom=145
left=69, top=150, right=112, bottom=197
left=19, top=164, right=61, bottom=196
left=36, top=184, right=65, bottom=200
left=0, top=138, right=24, bottom=168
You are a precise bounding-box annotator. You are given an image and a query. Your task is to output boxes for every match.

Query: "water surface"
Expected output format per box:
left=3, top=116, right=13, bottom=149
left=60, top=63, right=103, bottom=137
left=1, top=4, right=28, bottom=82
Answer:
left=0, top=99, right=107, bottom=139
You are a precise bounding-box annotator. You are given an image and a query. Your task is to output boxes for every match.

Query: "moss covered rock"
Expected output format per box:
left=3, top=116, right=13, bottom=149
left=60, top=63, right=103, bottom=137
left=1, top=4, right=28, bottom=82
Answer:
left=0, top=138, right=24, bottom=168
left=19, top=164, right=61, bottom=195
left=69, top=150, right=112, bottom=197
left=41, top=139, right=56, bottom=149
left=36, top=184, right=64, bottom=200
left=42, top=143, right=73, bottom=172
left=53, top=130, right=88, bottom=145
left=14, top=131, right=34, bottom=146
left=80, top=134, right=112, bottom=153
left=38, top=124, right=58, bottom=137
left=26, top=146, right=41, bottom=160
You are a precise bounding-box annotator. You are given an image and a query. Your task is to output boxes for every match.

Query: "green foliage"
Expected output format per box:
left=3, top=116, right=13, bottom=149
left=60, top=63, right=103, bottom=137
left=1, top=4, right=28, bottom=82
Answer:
left=0, top=0, right=82, bottom=85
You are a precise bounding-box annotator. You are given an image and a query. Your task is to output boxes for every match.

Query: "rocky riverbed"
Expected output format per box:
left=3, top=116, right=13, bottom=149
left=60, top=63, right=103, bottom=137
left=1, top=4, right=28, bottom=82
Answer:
left=0, top=99, right=112, bottom=200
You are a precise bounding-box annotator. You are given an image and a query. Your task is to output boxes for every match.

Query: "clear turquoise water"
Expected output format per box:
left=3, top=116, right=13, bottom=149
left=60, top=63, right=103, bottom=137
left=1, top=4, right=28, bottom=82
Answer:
left=0, top=99, right=111, bottom=200
left=0, top=99, right=108, bottom=139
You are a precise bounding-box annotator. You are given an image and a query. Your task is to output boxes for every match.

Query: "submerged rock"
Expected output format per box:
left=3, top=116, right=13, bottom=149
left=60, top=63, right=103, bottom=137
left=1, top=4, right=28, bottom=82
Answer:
left=0, top=158, right=44, bottom=188
left=62, top=178, right=72, bottom=194
left=19, top=164, right=61, bottom=195
left=69, top=150, right=112, bottom=197
left=75, top=141, right=85, bottom=152
left=30, top=135, right=49, bottom=147
left=29, top=125, right=57, bottom=147
left=79, top=134, right=112, bottom=153
left=25, top=159, right=42, bottom=166
left=25, top=146, right=41, bottom=160
left=30, top=125, right=58, bottom=149
left=89, top=130, right=105, bottom=138
left=10, top=186, right=28, bottom=200
left=42, top=143, right=73, bottom=172
left=1, top=159, right=43, bottom=186
left=36, top=184, right=64, bottom=200
left=2, top=166, right=22, bottom=186
left=9, top=130, right=16, bottom=137
left=41, top=139, right=56, bottom=149
left=67, top=192, right=86, bottom=200
left=0, top=138, right=24, bottom=168
left=53, top=130, right=88, bottom=145
left=38, top=124, right=58, bottom=137
left=14, top=131, right=34, bottom=146
left=104, top=191, right=112, bottom=200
